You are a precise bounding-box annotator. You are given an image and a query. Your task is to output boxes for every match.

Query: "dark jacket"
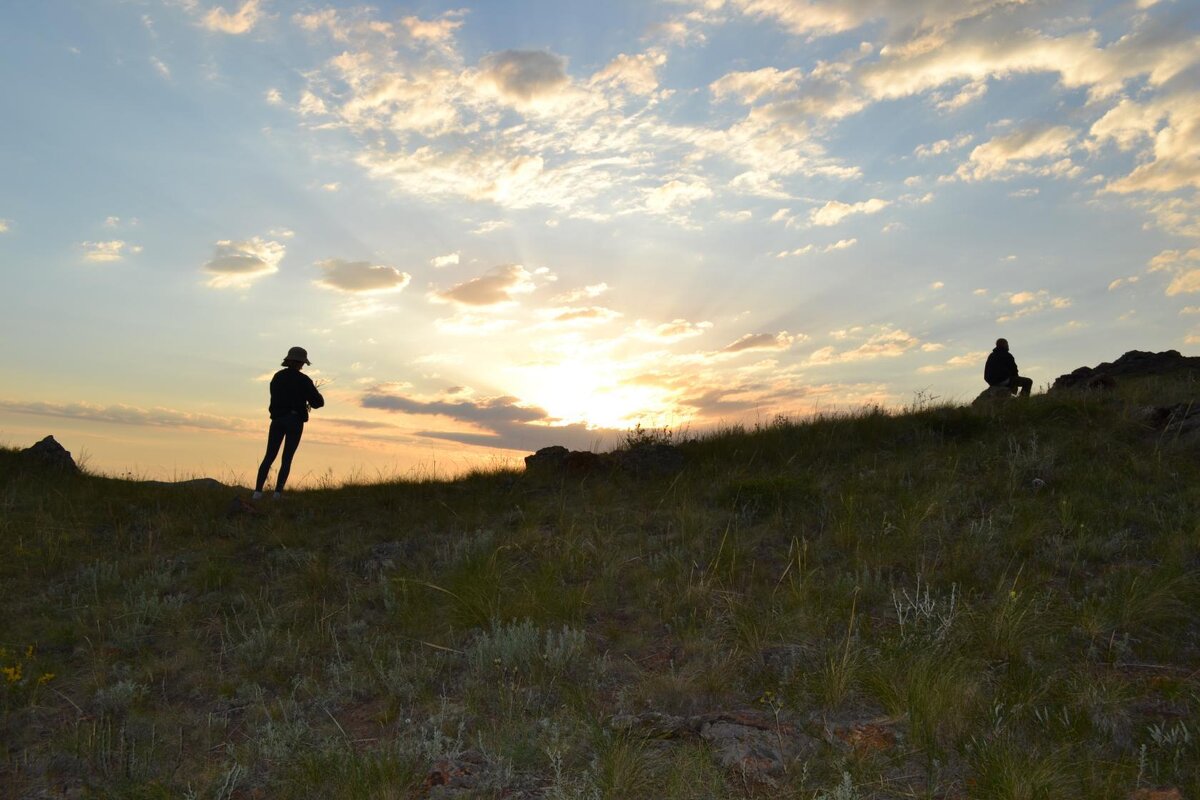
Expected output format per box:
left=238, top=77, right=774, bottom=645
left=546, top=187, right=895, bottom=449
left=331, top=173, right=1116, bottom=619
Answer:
left=269, top=368, right=324, bottom=422
left=984, top=347, right=1019, bottom=386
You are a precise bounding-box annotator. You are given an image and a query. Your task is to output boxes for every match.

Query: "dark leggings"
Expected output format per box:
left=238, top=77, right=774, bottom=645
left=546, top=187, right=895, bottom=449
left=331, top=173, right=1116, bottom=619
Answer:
left=255, top=417, right=304, bottom=492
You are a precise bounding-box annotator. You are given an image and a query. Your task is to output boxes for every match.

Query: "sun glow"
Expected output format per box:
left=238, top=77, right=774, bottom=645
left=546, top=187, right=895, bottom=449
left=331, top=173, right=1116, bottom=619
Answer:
left=511, top=359, right=677, bottom=431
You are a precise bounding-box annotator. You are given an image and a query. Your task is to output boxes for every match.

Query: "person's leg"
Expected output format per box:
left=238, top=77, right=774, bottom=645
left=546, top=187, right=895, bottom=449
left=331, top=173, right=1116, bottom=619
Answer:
left=274, top=419, right=305, bottom=494
left=1015, top=376, right=1034, bottom=397
left=255, top=421, right=285, bottom=493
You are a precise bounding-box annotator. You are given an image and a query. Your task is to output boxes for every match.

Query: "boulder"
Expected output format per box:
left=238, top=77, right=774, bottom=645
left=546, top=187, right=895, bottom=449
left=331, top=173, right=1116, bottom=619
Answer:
left=971, top=385, right=1013, bottom=407
left=20, top=436, right=79, bottom=473
left=523, top=446, right=569, bottom=473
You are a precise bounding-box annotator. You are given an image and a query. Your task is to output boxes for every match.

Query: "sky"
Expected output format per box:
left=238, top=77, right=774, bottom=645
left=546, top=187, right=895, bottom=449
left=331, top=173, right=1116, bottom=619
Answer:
left=1, top=0, right=1198, bottom=483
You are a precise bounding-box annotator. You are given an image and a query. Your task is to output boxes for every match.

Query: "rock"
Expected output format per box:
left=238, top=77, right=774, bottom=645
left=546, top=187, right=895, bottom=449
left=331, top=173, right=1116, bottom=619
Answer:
left=523, top=446, right=569, bottom=473
left=1050, top=350, right=1200, bottom=393
left=423, top=750, right=486, bottom=798
left=20, top=436, right=79, bottom=473
left=972, top=386, right=1013, bottom=406
left=525, top=442, right=684, bottom=479
left=140, top=477, right=226, bottom=490
left=610, top=710, right=817, bottom=781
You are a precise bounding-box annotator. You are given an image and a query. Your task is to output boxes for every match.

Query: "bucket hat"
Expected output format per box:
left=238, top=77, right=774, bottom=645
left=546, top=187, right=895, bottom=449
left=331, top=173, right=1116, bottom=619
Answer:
left=284, top=346, right=311, bottom=365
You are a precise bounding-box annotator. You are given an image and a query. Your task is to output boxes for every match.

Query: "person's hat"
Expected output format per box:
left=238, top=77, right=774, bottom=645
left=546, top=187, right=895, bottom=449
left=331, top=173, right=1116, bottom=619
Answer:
left=284, top=346, right=311, bottom=365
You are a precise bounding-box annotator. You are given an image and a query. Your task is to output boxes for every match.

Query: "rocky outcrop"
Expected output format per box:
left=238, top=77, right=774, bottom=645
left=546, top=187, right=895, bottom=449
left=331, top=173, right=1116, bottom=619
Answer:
left=524, top=443, right=685, bottom=478
left=20, top=435, right=79, bottom=473
left=1050, top=350, right=1200, bottom=393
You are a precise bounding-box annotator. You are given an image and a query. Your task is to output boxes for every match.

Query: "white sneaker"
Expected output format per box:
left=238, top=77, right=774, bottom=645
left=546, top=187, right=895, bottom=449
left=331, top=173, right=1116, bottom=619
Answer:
left=252, top=491, right=263, bottom=500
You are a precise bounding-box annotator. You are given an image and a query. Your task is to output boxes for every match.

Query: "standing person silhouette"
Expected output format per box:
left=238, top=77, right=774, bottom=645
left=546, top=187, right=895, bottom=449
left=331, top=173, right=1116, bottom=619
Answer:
left=253, top=347, right=324, bottom=500
left=983, top=338, right=1034, bottom=398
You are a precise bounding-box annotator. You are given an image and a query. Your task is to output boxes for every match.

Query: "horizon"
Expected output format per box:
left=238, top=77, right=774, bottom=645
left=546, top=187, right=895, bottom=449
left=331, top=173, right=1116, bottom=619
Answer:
left=2, top=0, right=1198, bottom=483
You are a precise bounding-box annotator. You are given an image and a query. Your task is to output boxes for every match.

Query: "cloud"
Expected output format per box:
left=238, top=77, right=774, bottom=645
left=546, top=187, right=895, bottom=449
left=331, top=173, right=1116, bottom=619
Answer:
left=431, top=252, right=460, bottom=268
left=995, top=290, right=1071, bottom=321
left=81, top=240, right=139, bottom=262
left=711, top=67, right=803, bottom=104
left=478, top=50, right=570, bottom=103
left=638, top=319, right=713, bottom=342
left=1092, top=91, right=1200, bottom=193
left=200, top=0, right=263, bottom=35
left=361, top=389, right=629, bottom=452
left=431, top=264, right=543, bottom=306
left=553, top=283, right=609, bottom=303
left=592, top=50, right=667, bottom=95
left=810, top=198, right=889, bottom=226
left=1166, top=271, right=1200, bottom=296
left=540, top=306, right=623, bottom=326
left=776, top=238, right=858, bottom=257
left=646, top=178, right=714, bottom=213
left=914, top=133, right=973, bottom=158
left=956, top=124, right=1078, bottom=181
left=150, top=56, right=171, bottom=79
left=362, top=392, right=548, bottom=425
left=0, top=219, right=9, bottom=233
left=719, top=331, right=797, bottom=354
left=315, top=259, right=411, bottom=294
left=202, top=236, right=286, bottom=288
left=917, top=350, right=988, bottom=374
left=805, top=326, right=920, bottom=365
left=0, top=398, right=251, bottom=433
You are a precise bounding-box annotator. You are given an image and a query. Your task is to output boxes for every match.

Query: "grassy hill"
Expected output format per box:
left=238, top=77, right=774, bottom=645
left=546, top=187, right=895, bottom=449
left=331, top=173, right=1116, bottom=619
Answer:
left=2, top=376, right=1199, bottom=799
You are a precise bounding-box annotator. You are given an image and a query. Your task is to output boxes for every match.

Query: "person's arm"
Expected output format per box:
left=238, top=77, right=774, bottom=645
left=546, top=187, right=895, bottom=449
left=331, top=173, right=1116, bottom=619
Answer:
left=307, top=376, right=325, bottom=410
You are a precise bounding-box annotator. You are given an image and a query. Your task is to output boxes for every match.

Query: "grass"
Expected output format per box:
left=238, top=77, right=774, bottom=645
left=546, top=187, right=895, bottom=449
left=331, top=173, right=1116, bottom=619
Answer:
left=2, top=377, right=1199, bottom=798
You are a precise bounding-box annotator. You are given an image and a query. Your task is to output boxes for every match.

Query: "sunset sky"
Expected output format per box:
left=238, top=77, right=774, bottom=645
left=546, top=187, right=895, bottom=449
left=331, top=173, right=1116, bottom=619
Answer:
left=1, top=0, right=1198, bottom=483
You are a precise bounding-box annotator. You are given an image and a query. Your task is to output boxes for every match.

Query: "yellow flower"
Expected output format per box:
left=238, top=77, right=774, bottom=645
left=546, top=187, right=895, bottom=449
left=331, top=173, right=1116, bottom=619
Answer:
left=37, top=672, right=55, bottom=685
left=2, top=665, right=21, bottom=683
left=25, top=645, right=34, bottom=659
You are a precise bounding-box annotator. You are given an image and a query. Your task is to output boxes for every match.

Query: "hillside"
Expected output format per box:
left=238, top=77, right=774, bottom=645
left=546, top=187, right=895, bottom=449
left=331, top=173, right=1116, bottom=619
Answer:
left=2, top=366, right=1199, bottom=799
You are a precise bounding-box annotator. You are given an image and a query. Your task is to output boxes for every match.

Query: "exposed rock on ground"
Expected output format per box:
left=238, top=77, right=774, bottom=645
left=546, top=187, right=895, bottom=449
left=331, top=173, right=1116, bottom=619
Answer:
left=19, top=435, right=79, bottom=473
left=610, top=709, right=820, bottom=780
left=524, top=443, right=685, bottom=478
left=1050, top=349, right=1200, bottom=392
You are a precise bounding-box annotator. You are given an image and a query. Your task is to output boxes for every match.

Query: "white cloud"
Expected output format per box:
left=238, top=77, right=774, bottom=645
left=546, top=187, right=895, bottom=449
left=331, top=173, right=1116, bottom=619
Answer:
left=553, top=283, right=609, bottom=303
left=202, top=236, right=285, bottom=288
left=914, top=133, right=973, bottom=158
left=646, top=178, right=713, bottom=213
left=592, top=50, right=667, bottom=96
left=918, top=350, right=987, bottom=373
left=956, top=124, right=1077, bottom=181
left=321, top=182, right=340, bottom=192
left=81, top=240, right=137, bottom=262
left=150, top=56, right=171, bottom=79
left=265, top=88, right=283, bottom=105
left=431, top=252, right=461, bottom=269
left=315, top=259, right=411, bottom=294
left=200, top=0, right=263, bottom=35
left=995, top=290, right=1071, bottom=321
left=0, top=219, right=9, bottom=233
left=806, top=326, right=920, bottom=365
left=810, top=198, right=889, bottom=226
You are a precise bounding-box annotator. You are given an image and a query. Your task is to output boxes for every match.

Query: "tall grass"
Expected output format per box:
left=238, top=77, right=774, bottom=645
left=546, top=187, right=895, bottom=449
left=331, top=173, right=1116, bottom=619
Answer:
left=1, top=379, right=1198, bottom=797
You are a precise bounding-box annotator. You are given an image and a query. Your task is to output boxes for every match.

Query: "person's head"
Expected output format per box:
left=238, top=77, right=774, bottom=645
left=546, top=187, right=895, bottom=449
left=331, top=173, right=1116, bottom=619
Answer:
left=995, top=338, right=1009, bottom=351
left=281, top=346, right=311, bottom=369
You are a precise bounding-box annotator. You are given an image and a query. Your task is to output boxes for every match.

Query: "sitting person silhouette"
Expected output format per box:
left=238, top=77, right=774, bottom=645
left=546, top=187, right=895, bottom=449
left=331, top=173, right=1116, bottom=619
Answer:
left=253, top=346, right=324, bottom=499
left=983, top=338, right=1034, bottom=398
